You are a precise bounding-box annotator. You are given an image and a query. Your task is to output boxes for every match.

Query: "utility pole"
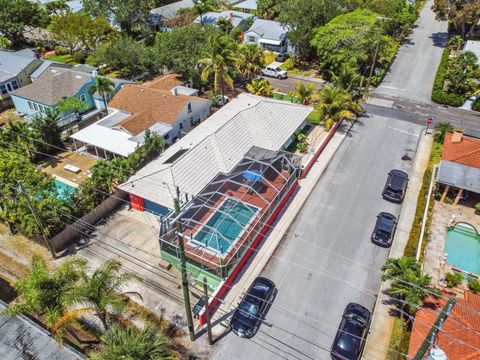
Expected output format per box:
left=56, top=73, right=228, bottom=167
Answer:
left=413, top=297, right=457, bottom=360
left=364, top=40, right=380, bottom=98
left=203, top=276, right=213, bottom=345
left=174, top=197, right=195, bottom=341
left=17, top=181, right=57, bottom=259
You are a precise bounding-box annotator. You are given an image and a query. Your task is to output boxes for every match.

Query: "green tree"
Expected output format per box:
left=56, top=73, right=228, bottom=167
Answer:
left=199, top=33, right=238, bottom=98
left=236, top=44, right=265, bottom=79
left=88, top=76, right=115, bottom=113
left=329, top=64, right=364, bottom=95
left=289, top=82, right=317, bottom=105
left=141, top=129, right=164, bottom=164
left=0, top=35, right=11, bottom=49
left=246, top=78, right=273, bottom=96
left=433, top=121, right=454, bottom=143
left=432, top=0, right=480, bottom=40
left=31, top=108, right=63, bottom=154
left=448, top=35, right=463, bottom=51
left=257, top=0, right=280, bottom=20
left=89, top=323, right=175, bottom=360
left=49, top=13, right=117, bottom=54
left=53, top=259, right=138, bottom=331
left=315, top=84, right=363, bottom=124
left=193, top=0, right=216, bottom=26
left=217, top=16, right=233, bottom=33
left=0, top=0, right=48, bottom=44
left=0, top=119, right=38, bottom=161
left=58, top=95, right=88, bottom=123
left=44, top=0, right=70, bottom=15
left=7, top=255, right=87, bottom=327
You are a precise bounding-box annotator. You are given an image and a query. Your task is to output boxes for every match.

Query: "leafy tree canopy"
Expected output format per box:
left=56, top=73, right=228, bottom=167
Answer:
left=0, top=0, right=48, bottom=44
left=432, top=0, right=480, bottom=40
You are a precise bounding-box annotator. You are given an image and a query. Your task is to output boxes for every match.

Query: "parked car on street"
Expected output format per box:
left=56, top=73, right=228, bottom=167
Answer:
left=275, top=53, right=289, bottom=62
left=382, top=169, right=408, bottom=203
left=331, top=303, right=371, bottom=360
left=230, top=277, right=276, bottom=338
left=261, top=62, right=288, bottom=79
left=371, top=212, right=397, bottom=247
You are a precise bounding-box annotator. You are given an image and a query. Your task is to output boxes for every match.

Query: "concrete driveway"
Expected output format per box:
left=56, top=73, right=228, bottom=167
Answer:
left=211, top=114, right=423, bottom=359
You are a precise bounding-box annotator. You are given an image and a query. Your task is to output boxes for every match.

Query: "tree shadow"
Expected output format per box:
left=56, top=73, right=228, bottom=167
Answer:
left=429, top=32, right=449, bottom=48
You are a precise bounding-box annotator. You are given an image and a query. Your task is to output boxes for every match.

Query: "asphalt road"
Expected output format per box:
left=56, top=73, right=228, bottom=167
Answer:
left=259, top=75, right=322, bottom=94
left=374, top=0, right=448, bottom=103
left=212, top=115, right=423, bottom=360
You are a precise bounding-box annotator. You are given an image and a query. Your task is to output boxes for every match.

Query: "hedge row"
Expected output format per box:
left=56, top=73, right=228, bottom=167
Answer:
left=473, top=99, right=480, bottom=112
left=431, top=48, right=465, bottom=107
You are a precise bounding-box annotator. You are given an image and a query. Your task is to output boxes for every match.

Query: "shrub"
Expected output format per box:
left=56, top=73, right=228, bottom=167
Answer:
left=54, top=46, right=68, bottom=55
left=281, top=58, right=295, bottom=71
left=473, top=99, right=480, bottom=112
left=445, top=272, right=463, bottom=288
left=72, top=51, right=85, bottom=64
left=431, top=48, right=466, bottom=107
left=475, top=202, right=480, bottom=214
left=468, top=279, right=480, bottom=294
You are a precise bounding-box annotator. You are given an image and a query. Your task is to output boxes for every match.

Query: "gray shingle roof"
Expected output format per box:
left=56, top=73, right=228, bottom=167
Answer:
left=11, top=68, right=93, bottom=105
left=0, top=302, right=83, bottom=360
left=0, top=50, right=39, bottom=83
left=246, top=18, right=287, bottom=41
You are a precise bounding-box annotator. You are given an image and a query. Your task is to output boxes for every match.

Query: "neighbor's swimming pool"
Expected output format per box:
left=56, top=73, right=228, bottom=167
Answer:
left=445, top=223, right=480, bottom=274
left=192, top=198, right=259, bottom=255
left=54, top=179, right=77, bottom=199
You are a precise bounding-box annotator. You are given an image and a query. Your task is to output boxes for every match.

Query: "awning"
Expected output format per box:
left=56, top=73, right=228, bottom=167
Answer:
left=259, top=38, right=282, bottom=46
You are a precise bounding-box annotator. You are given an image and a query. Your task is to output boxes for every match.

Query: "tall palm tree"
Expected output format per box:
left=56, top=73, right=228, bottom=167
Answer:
left=53, top=259, right=139, bottom=332
left=434, top=121, right=454, bottom=143
left=199, top=34, right=238, bottom=101
left=289, top=82, right=317, bottom=105
left=88, top=76, right=115, bottom=113
left=236, top=44, right=265, bottom=79
left=193, top=0, right=216, bottom=26
left=89, top=323, right=175, bottom=360
left=315, top=84, right=363, bottom=124
left=246, top=78, right=273, bottom=96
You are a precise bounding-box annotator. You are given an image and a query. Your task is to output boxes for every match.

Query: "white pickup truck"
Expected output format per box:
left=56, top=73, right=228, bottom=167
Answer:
left=261, top=62, right=288, bottom=79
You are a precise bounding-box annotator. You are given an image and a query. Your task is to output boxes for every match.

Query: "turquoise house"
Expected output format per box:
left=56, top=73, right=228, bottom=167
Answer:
left=11, top=66, right=125, bottom=127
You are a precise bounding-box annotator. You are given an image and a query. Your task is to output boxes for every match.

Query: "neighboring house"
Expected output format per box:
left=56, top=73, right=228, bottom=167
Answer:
left=194, top=10, right=254, bottom=28
left=0, top=50, right=42, bottom=110
left=408, top=291, right=480, bottom=359
left=0, top=301, right=84, bottom=360
left=10, top=67, right=125, bottom=126
left=464, top=40, right=480, bottom=65
left=150, top=0, right=194, bottom=21
left=437, top=129, right=480, bottom=204
left=234, top=0, right=257, bottom=13
left=70, top=74, right=211, bottom=158
left=244, top=18, right=293, bottom=53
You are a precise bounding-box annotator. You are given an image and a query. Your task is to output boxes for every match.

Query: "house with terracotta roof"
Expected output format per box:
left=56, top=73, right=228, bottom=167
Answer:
left=70, top=74, right=211, bottom=158
left=437, top=129, right=480, bottom=205
left=408, top=291, right=480, bottom=359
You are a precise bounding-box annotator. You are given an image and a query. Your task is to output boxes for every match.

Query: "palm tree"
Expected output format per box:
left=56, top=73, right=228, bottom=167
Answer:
left=88, top=76, right=115, bottom=113
left=434, top=121, right=454, bottom=143
left=193, top=0, right=216, bottom=26
left=329, top=64, right=363, bottom=94
left=448, top=35, right=463, bottom=52
left=246, top=78, right=273, bottom=96
left=199, top=34, right=238, bottom=101
left=53, top=259, right=139, bottom=332
left=236, top=44, right=265, bottom=79
left=381, top=257, right=421, bottom=281
left=89, top=323, right=175, bottom=360
left=7, top=255, right=87, bottom=327
left=217, top=16, right=233, bottom=33
left=289, top=82, right=317, bottom=105
left=315, top=84, right=363, bottom=124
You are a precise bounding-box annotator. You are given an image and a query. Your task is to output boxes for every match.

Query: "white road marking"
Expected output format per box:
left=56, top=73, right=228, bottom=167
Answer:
left=387, top=127, right=419, bottom=137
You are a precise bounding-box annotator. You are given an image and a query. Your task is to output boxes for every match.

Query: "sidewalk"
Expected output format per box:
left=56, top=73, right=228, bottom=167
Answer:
left=288, top=73, right=324, bottom=84
left=207, top=123, right=350, bottom=336
left=363, top=132, right=433, bottom=359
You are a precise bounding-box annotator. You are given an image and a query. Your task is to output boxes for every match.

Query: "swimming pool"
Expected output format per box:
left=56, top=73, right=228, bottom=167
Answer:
left=54, top=179, right=77, bottom=199
left=192, top=198, right=259, bottom=255
left=445, top=223, right=480, bottom=274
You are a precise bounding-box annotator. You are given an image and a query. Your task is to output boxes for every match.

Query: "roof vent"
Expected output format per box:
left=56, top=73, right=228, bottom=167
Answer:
left=75, top=75, right=82, bottom=80
left=51, top=69, right=58, bottom=73
left=451, top=127, right=464, bottom=143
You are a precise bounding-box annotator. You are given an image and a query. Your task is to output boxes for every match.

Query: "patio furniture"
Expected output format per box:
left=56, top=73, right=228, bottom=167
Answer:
left=64, top=164, right=81, bottom=173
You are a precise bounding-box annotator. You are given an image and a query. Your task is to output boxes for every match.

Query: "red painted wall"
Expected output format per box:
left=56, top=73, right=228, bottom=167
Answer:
left=129, top=194, right=144, bottom=211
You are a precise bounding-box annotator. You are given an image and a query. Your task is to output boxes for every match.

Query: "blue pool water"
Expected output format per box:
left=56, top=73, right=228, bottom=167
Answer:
left=194, top=198, right=258, bottom=254
left=54, top=179, right=76, bottom=199
left=445, top=223, right=480, bottom=274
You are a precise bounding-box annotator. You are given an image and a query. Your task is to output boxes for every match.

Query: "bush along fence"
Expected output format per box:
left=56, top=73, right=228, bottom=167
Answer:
left=49, top=190, right=129, bottom=252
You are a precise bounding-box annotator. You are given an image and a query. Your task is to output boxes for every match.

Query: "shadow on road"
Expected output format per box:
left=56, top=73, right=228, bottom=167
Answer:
left=429, top=31, right=448, bottom=48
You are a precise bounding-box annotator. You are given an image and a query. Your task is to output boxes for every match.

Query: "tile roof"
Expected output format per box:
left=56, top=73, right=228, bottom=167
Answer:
left=442, top=132, right=480, bottom=169
left=408, top=292, right=480, bottom=360
left=142, top=73, right=183, bottom=92
left=119, top=93, right=312, bottom=209
left=11, top=68, right=93, bottom=105
left=108, top=81, right=207, bottom=136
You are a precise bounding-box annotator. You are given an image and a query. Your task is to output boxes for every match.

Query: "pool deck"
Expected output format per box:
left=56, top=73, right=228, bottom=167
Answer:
left=41, top=150, right=96, bottom=186
left=424, top=201, right=480, bottom=283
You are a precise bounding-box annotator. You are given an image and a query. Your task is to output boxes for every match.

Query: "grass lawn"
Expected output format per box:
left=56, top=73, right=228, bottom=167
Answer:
left=44, top=54, right=76, bottom=65
left=264, top=51, right=276, bottom=65
left=306, top=110, right=321, bottom=125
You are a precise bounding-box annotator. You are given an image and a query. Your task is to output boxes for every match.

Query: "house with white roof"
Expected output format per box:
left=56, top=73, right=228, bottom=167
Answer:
left=244, top=18, right=293, bottom=53
left=194, top=10, right=254, bottom=29
left=118, top=93, right=312, bottom=215
left=464, top=40, right=480, bottom=65
left=70, top=74, right=211, bottom=159
left=234, top=0, right=257, bottom=13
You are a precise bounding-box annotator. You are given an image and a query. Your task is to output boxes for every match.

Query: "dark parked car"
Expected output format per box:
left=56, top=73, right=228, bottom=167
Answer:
left=331, top=303, right=371, bottom=360
left=230, top=277, right=275, bottom=338
left=275, top=53, right=289, bottom=62
left=372, top=212, right=397, bottom=247
left=382, top=169, right=408, bottom=203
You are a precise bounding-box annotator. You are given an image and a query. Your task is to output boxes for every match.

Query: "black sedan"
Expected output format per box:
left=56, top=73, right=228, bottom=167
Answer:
left=275, top=53, right=289, bottom=62
left=230, top=277, right=275, bottom=338
left=331, top=303, right=371, bottom=360
left=372, top=212, right=397, bottom=247
left=382, top=169, right=408, bottom=203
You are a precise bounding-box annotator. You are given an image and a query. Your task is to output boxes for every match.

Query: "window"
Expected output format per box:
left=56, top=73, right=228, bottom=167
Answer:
left=1, top=85, right=8, bottom=95
left=248, top=36, right=256, bottom=43
left=11, top=80, right=18, bottom=90
left=6, top=83, right=12, bottom=92
left=28, top=101, right=34, bottom=110
left=179, top=122, right=183, bottom=130
left=163, top=134, right=170, bottom=140
left=33, top=103, right=38, bottom=111
left=187, top=103, right=192, bottom=113
left=80, top=94, right=86, bottom=102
